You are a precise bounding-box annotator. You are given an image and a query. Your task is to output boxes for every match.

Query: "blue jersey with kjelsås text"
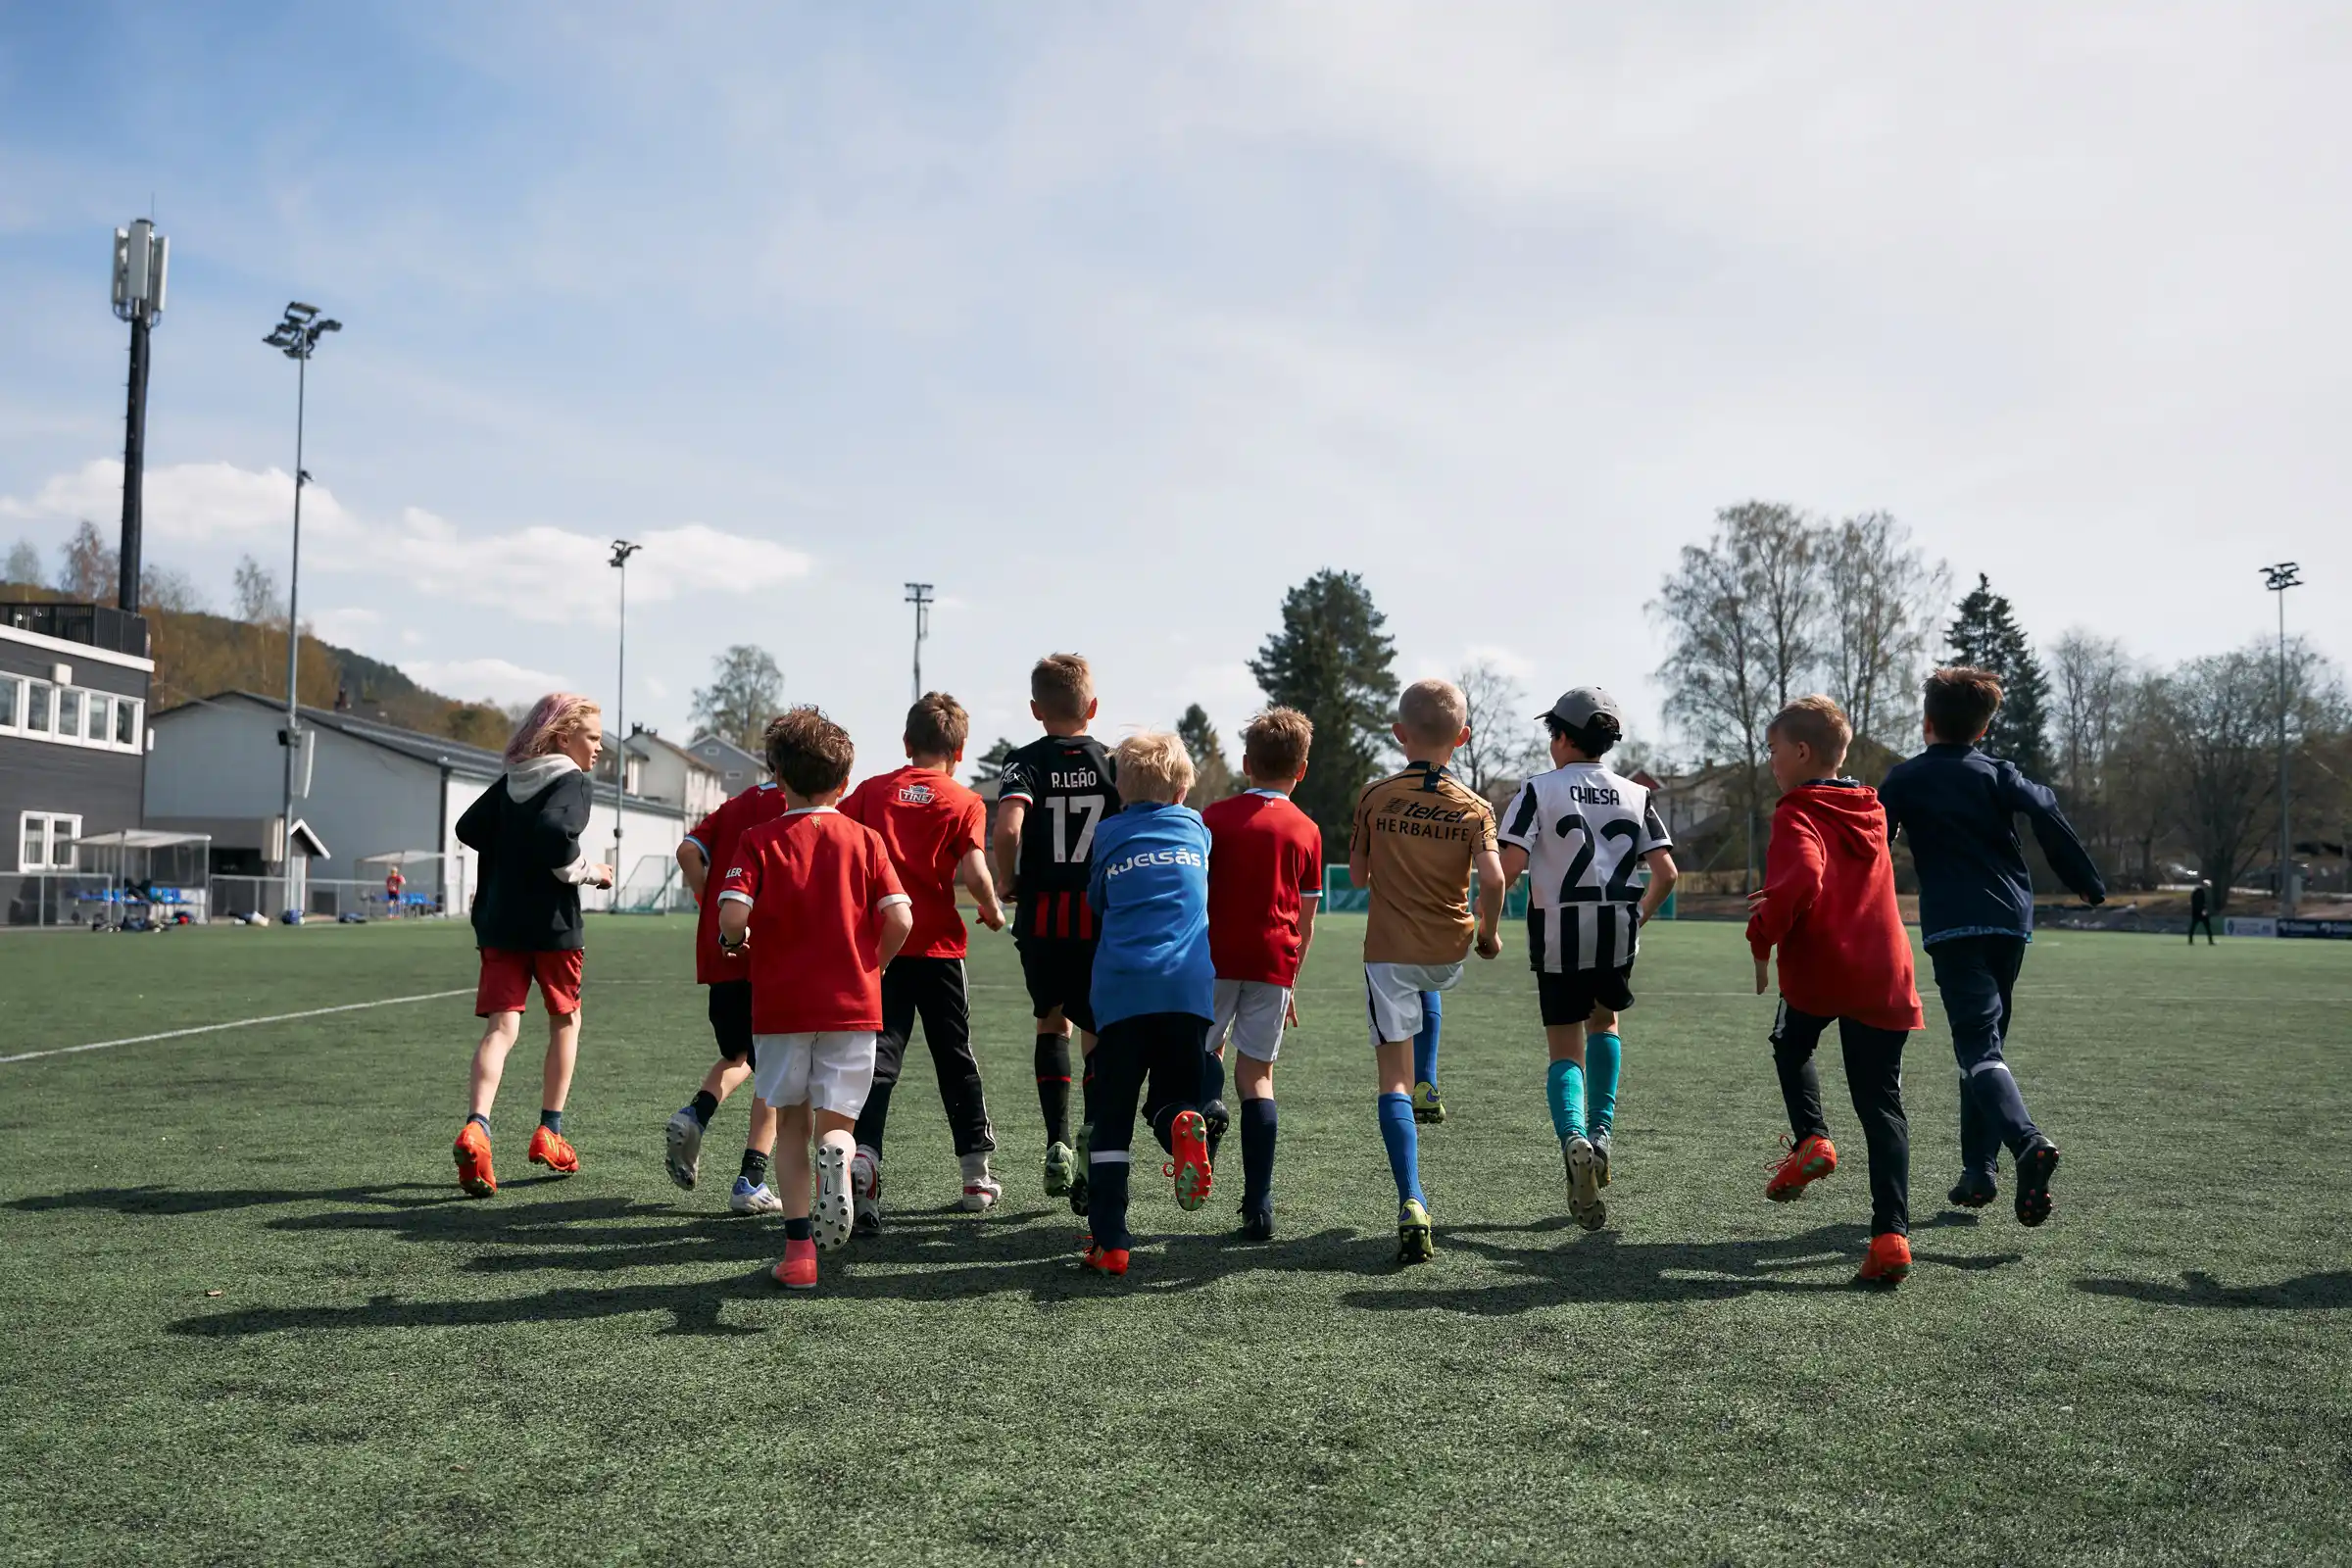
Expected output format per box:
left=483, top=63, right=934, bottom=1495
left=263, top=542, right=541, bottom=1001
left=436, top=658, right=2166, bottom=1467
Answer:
left=1085, top=801, right=1214, bottom=1030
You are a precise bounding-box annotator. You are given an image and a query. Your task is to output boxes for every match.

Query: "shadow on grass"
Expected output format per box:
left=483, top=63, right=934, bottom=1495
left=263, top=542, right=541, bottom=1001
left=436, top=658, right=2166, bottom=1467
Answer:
left=2074, top=1271, right=2352, bottom=1310
left=1338, top=1216, right=2025, bottom=1314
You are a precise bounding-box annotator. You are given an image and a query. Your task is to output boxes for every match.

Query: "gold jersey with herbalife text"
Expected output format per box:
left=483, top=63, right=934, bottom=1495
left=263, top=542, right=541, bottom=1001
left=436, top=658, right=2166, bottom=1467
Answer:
left=1497, top=762, right=1673, bottom=973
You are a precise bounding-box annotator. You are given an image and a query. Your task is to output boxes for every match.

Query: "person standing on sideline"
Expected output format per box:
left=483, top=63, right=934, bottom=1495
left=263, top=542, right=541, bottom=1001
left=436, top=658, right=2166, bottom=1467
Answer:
left=451, top=693, right=613, bottom=1198
left=2188, top=880, right=2215, bottom=946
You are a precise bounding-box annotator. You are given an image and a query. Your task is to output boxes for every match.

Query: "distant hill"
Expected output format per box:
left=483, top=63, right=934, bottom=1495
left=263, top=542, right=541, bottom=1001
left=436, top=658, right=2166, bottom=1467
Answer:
left=1, top=580, right=513, bottom=751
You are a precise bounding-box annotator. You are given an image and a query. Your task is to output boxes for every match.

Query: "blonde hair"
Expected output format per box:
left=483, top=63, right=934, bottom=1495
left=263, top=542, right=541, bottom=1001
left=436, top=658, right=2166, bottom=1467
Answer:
left=1396, top=678, right=1468, bottom=747
left=1243, top=707, right=1313, bottom=781
left=504, top=692, right=601, bottom=767
left=1768, top=695, right=1853, bottom=768
left=1031, top=654, right=1095, bottom=724
left=1114, top=730, right=1195, bottom=805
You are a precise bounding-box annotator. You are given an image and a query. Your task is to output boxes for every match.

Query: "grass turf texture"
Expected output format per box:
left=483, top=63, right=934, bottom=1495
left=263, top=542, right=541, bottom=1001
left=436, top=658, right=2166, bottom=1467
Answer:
left=2, top=917, right=2348, bottom=1566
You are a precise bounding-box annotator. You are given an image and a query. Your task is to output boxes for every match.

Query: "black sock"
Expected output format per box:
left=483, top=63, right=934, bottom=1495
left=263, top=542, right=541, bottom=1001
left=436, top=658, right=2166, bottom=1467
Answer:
left=1241, top=1098, right=1278, bottom=1217
left=740, top=1149, right=770, bottom=1187
left=855, top=1080, right=894, bottom=1160
left=1081, top=1062, right=1099, bottom=1128
left=690, top=1090, right=719, bottom=1127
left=538, top=1108, right=563, bottom=1136
left=784, top=1215, right=812, bottom=1241
left=1035, top=1034, right=1072, bottom=1146
left=466, top=1112, right=490, bottom=1135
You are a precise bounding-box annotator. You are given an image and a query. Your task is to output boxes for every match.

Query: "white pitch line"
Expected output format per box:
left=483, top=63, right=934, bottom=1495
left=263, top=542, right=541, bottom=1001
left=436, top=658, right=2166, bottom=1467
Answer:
left=0, top=989, right=472, bottom=1065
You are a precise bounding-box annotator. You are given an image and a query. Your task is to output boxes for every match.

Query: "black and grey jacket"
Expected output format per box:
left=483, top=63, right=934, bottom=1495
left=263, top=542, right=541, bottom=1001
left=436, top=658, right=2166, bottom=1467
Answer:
left=456, top=755, right=600, bottom=953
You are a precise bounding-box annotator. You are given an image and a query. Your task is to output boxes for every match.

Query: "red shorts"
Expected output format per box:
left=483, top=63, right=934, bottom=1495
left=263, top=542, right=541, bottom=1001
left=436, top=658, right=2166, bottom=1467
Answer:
left=475, top=948, right=584, bottom=1017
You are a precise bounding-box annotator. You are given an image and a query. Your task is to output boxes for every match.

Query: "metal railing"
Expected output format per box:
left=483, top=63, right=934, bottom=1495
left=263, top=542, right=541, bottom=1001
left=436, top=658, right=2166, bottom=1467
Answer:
left=2, top=872, right=206, bottom=928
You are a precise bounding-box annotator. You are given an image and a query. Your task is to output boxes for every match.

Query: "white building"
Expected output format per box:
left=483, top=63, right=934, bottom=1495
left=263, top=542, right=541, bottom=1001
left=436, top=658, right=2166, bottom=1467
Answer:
left=147, top=691, right=686, bottom=913
left=622, top=727, right=727, bottom=822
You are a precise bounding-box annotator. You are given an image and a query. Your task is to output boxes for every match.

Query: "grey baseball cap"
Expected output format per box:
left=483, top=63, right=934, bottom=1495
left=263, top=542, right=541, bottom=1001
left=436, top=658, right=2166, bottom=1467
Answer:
left=1540, top=686, right=1624, bottom=729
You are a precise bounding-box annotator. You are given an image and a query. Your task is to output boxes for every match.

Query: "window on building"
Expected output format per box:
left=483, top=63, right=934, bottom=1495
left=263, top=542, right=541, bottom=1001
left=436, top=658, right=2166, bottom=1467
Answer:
left=26, top=681, right=51, bottom=734
left=19, top=811, right=80, bottom=871
left=84, top=694, right=111, bottom=743
left=115, top=699, right=136, bottom=747
left=0, top=676, right=17, bottom=729
left=56, top=688, right=79, bottom=742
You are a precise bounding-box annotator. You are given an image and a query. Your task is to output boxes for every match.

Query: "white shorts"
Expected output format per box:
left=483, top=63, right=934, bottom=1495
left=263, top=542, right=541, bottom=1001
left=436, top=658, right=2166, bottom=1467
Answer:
left=1363, top=962, right=1463, bottom=1048
left=1211, top=979, right=1292, bottom=1063
left=751, top=1031, right=877, bottom=1117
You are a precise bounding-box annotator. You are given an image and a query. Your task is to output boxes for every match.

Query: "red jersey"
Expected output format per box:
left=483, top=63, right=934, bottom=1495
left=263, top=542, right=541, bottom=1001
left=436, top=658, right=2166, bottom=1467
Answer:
left=840, top=765, right=986, bottom=959
left=685, top=782, right=794, bottom=985
left=1744, top=781, right=1924, bottom=1033
left=1201, top=789, right=1325, bottom=987
left=716, top=808, right=908, bottom=1034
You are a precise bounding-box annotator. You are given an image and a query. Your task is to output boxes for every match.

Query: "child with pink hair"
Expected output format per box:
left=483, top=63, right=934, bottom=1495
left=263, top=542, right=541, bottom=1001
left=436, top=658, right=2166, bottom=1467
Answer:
left=450, top=692, right=614, bottom=1197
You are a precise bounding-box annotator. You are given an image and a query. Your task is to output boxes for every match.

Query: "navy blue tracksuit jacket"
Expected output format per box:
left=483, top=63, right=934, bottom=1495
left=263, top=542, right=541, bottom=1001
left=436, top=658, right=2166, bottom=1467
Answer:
left=1878, top=743, right=2105, bottom=946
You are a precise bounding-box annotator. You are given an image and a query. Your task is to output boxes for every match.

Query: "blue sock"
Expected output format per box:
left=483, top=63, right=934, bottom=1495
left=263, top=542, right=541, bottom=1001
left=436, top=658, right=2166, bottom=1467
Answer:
left=1090, top=1152, right=1133, bottom=1250
left=466, top=1112, right=490, bottom=1135
left=1377, top=1092, right=1424, bottom=1207
left=1240, top=1098, right=1278, bottom=1216
left=784, top=1216, right=812, bottom=1242
left=539, top=1108, right=564, bottom=1136
left=1413, top=992, right=1443, bottom=1088
left=1586, top=1033, right=1621, bottom=1133
left=1545, top=1058, right=1588, bottom=1143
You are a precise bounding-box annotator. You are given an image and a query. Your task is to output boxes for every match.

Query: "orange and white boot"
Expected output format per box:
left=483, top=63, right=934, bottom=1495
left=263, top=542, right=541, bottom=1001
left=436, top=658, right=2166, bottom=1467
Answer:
left=1765, top=1133, right=1837, bottom=1202
left=527, top=1123, right=579, bottom=1175
left=1856, top=1231, right=1912, bottom=1288
left=453, top=1120, right=496, bottom=1198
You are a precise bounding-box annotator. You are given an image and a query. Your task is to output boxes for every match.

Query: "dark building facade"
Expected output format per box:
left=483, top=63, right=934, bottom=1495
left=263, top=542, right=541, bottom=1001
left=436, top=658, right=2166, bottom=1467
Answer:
left=1, top=605, right=151, bottom=914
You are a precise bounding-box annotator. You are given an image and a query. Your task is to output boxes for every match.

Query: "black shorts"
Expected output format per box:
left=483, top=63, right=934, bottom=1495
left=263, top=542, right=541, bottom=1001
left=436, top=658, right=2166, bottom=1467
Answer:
left=1018, top=939, right=1098, bottom=1036
left=707, top=979, right=756, bottom=1065
left=1536, top=965, right=1636, bottom=1027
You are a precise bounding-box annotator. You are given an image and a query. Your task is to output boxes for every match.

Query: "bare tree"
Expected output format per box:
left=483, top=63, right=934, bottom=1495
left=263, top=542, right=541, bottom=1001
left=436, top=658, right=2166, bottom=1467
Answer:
left=233, top=555, right=285, bottom=624
left=55, top=520, right=116, bottom=601
left=1739, top=502, right=1825, bottom=712
left=5, top=540, right=39, bottom=588
left=2049, top=630, right=2137, bottom=861
left=1821, top=512, right=1947, bottom=760
left=690, top=645, right=785, bottom=751
left=1454, top=659, right=1548, bottom=804
left=1654, top=510, right=1778, bottom=889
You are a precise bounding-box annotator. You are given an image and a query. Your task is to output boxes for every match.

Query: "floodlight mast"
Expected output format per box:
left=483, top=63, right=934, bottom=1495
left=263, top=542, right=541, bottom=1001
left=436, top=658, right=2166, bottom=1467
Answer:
left=906, top=582, right=934, bottom=701
left=262, top=302, right=342, bottom=916
left=610, top=540, right=642, bottom=909
left=111, top=220, right=169, bottom=613
left=2262, top=563, right=2304, bottom=917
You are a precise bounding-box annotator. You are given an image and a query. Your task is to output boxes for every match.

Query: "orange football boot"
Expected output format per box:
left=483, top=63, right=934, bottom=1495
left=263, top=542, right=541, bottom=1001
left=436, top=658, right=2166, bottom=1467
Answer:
left=1856, top=1232, right=1912, bottom=1288
left=1765, top=1133, right=1837, bottom=1202
left=453, top=1121, right=496, bottom=1198
left=1165, top=1109, right=1213, bottom=1212
left=772, top=1237, right=818, bottom=1291
left=527, top=1124, right=579, bottom=1175
left=1080, top=1241, right=1130, bottom=1277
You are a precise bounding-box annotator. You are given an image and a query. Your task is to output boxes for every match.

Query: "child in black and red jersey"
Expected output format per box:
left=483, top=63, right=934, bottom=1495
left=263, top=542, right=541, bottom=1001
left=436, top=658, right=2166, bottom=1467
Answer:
left=717, top=708, right=912, bottom=1292
left=840, top=691, right=1008, bottom=1232
left=990, top=654, right=1119, bottom=1213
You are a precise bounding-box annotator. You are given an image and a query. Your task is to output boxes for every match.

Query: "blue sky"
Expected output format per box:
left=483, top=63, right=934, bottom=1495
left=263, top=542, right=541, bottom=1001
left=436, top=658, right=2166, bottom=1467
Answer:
left=4, top=2, right=2346, bottom=772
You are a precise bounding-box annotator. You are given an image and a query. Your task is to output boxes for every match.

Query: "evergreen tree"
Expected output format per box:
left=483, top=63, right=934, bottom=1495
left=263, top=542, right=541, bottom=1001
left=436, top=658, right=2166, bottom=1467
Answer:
left=1176, top=704, right=1237, bottom=804
left=1248, top=569, right=1397, bottom=855
left=968, top=736, right=1017, bottom=790
left=1945, top=573, right=2053, bottom=779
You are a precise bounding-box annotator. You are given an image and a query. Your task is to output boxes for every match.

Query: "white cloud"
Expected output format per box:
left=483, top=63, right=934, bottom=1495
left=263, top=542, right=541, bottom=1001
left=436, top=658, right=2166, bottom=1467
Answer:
left=1462, top=645, right=1536, bottom=682
left=642, top=675, right=669, bottom=700
left=0, top=461, right=815, bottom=625
left=403, top=657, right=570, bottom=706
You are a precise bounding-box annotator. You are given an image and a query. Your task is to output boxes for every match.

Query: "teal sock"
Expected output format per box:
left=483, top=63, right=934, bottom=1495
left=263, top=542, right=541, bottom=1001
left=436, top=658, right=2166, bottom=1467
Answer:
left=1586, top=1033, right=1622, bottom=1133
left=1545, top=1058, right=1587, bottom=1143
left=1377, top=1093, right=1424, bottom=1206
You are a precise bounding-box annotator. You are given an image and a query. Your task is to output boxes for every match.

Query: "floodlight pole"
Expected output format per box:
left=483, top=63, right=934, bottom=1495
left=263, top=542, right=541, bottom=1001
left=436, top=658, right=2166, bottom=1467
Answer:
left=263, top=302, right=340, bottom=916
left=611, top=540, right=642, bottom=910
left=2262, top=563, right=2303, bottom=917
left=905, top=582, right=934, bottom=702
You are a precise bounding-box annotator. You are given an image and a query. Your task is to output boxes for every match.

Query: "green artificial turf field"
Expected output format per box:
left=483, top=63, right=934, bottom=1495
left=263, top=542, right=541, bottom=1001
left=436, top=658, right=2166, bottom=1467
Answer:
left=2, top=915, right=2347, bottom=1566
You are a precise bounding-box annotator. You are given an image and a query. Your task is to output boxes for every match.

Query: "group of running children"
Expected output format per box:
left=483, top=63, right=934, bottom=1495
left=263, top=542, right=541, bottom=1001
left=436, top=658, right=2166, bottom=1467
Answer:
left=451, top=653, right=2106, bottom=1293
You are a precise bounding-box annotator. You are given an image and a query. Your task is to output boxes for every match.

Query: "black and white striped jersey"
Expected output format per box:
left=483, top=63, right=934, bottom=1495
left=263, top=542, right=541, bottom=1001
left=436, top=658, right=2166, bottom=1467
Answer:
left=1498, top=763, right=1673, bottom=973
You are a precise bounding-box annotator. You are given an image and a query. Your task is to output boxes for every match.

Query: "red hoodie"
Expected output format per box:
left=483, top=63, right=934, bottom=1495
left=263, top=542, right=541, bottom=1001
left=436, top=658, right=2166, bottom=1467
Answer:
left=1745, top=780, right=1923, bottom=1032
